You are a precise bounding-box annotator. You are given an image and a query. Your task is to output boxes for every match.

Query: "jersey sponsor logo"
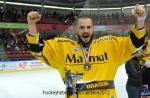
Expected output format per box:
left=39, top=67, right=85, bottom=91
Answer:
left=66, top=52, right=108, bottom=63
left=57, top=40, right=73, bottom=43
left=57, top=40, right=76, bottom=45
left=77, top=80, right=114, bottom=90
left=94, top=37, right=112, bottom=43
left=86, top=81, right=109, bottom=89
left=57, top=40, right=71, bottom=43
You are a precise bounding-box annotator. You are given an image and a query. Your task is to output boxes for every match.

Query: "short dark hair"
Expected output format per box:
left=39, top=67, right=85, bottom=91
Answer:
left=75, top=15, right=94, bottom=26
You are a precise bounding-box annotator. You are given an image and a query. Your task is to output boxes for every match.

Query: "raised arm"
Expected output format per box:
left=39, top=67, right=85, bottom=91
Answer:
left=110, top=4, right=147, bottom=65
left=27, top=11, right=41, bottom=36
left=128, top=4, right=147, bottom=51
left=26, top=11, right=62, bottom=67
left=133, top=4, right=146, bottom=29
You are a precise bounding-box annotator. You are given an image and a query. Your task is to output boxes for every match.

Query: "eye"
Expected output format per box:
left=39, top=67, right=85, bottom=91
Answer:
left=79, top=26, right=92, bottom=29
left=79, top=26, right=84, bottom=29
left=87, top=26, right=92, bottom=29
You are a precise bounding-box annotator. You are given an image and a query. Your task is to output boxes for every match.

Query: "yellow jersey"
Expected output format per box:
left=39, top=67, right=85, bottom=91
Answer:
left=26, top=25, right=146, bottom=98
left=142, top=40, right=150, bottom=60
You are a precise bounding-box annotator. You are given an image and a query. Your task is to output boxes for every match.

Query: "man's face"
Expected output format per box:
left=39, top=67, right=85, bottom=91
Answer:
left=76, top=18, right=94, bottom=44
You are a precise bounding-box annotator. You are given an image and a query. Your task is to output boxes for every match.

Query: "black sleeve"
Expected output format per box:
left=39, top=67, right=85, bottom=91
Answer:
left=28, top=32, right=56, bottom=53
left=28, top=38, right=44, bottom=53
left=129, top=30, right=146, bottom=48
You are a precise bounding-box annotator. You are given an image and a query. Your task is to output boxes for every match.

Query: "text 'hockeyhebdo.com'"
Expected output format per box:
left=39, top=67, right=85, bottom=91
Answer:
left=43, top=90, right=66, bottom=96
left=43, top=89, right=110, bottom=96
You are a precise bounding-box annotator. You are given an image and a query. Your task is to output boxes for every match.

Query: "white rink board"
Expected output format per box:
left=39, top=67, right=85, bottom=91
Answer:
left=0, top=60, right=50, bottom=71
left=0, top=64, right=128, bottom=98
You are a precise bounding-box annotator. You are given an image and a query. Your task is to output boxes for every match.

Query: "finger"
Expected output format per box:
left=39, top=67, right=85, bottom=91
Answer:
left=36, top=14, right=41, bottom=20
left=134, top=4, right=139, bottom=12
left=134, top=4, right=146, bottom=17
left=135, top=5, right=140, bottom=15
left=132, top=4, right=139, bottom=16
left=135, top=4, right=142, bottom=15
left=30, top=13, right=40, bottom=20
left=28, top=11, right=39, bottom=19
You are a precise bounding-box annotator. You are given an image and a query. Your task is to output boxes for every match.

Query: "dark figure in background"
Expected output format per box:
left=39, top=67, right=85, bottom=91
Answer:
left=125, top=42, right=150, bottom=98
left=143, top=63, right=150, bottom=91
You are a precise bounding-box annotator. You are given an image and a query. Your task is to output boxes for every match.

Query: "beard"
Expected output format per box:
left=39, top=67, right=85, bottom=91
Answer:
left=77, top=34, right=93, bottom=47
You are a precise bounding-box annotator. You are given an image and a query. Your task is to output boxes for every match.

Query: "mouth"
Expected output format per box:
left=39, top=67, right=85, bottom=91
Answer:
left=82, top=33, right=90, bottom=38
left=77, top=33, right=93, bottom=44
left=81, top=35, right=91, bottom=43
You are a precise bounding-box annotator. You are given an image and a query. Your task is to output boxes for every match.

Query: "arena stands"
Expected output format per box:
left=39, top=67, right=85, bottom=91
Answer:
left=1, top=6, right=150, bottom=25
left=0, top=0, right=150, bottom=60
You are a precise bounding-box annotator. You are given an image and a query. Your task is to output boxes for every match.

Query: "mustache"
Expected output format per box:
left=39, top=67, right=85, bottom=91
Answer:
left=82, top=32, right=90, bottom=36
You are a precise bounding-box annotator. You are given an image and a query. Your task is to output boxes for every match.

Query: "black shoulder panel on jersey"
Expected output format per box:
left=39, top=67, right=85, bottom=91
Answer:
left=39, top=38, right=44, bottom=44
left=28, top=44, right=44, bottom=52
left=130, top=30, right=146, bottom=48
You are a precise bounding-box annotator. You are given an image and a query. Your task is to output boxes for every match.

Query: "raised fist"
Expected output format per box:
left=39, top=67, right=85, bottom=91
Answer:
left=27, top=11, right=41, bottom=24
left=132, top=4, right=146, bottom=18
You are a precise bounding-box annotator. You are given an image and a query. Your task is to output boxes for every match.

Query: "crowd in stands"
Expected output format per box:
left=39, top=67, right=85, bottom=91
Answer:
left=1, top=6, right=150, bottom=25
left=0, top=29, right=61, bottom=60
left=0, top=7, right=76, bottom=24
left=0, top=30, right=27, bottom=50
left=0, top=29, right=31, bottom=60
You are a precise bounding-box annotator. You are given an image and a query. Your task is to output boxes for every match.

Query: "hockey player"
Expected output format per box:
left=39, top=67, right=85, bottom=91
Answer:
left=26, top=4, right=147, bottom=98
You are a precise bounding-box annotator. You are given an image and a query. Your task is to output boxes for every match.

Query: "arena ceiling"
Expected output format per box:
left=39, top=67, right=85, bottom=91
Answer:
left=3, top=0, right=150, bottom=8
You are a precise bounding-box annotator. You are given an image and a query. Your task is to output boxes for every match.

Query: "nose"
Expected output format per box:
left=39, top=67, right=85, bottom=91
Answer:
left=83, top=27, right=88, bottom=32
